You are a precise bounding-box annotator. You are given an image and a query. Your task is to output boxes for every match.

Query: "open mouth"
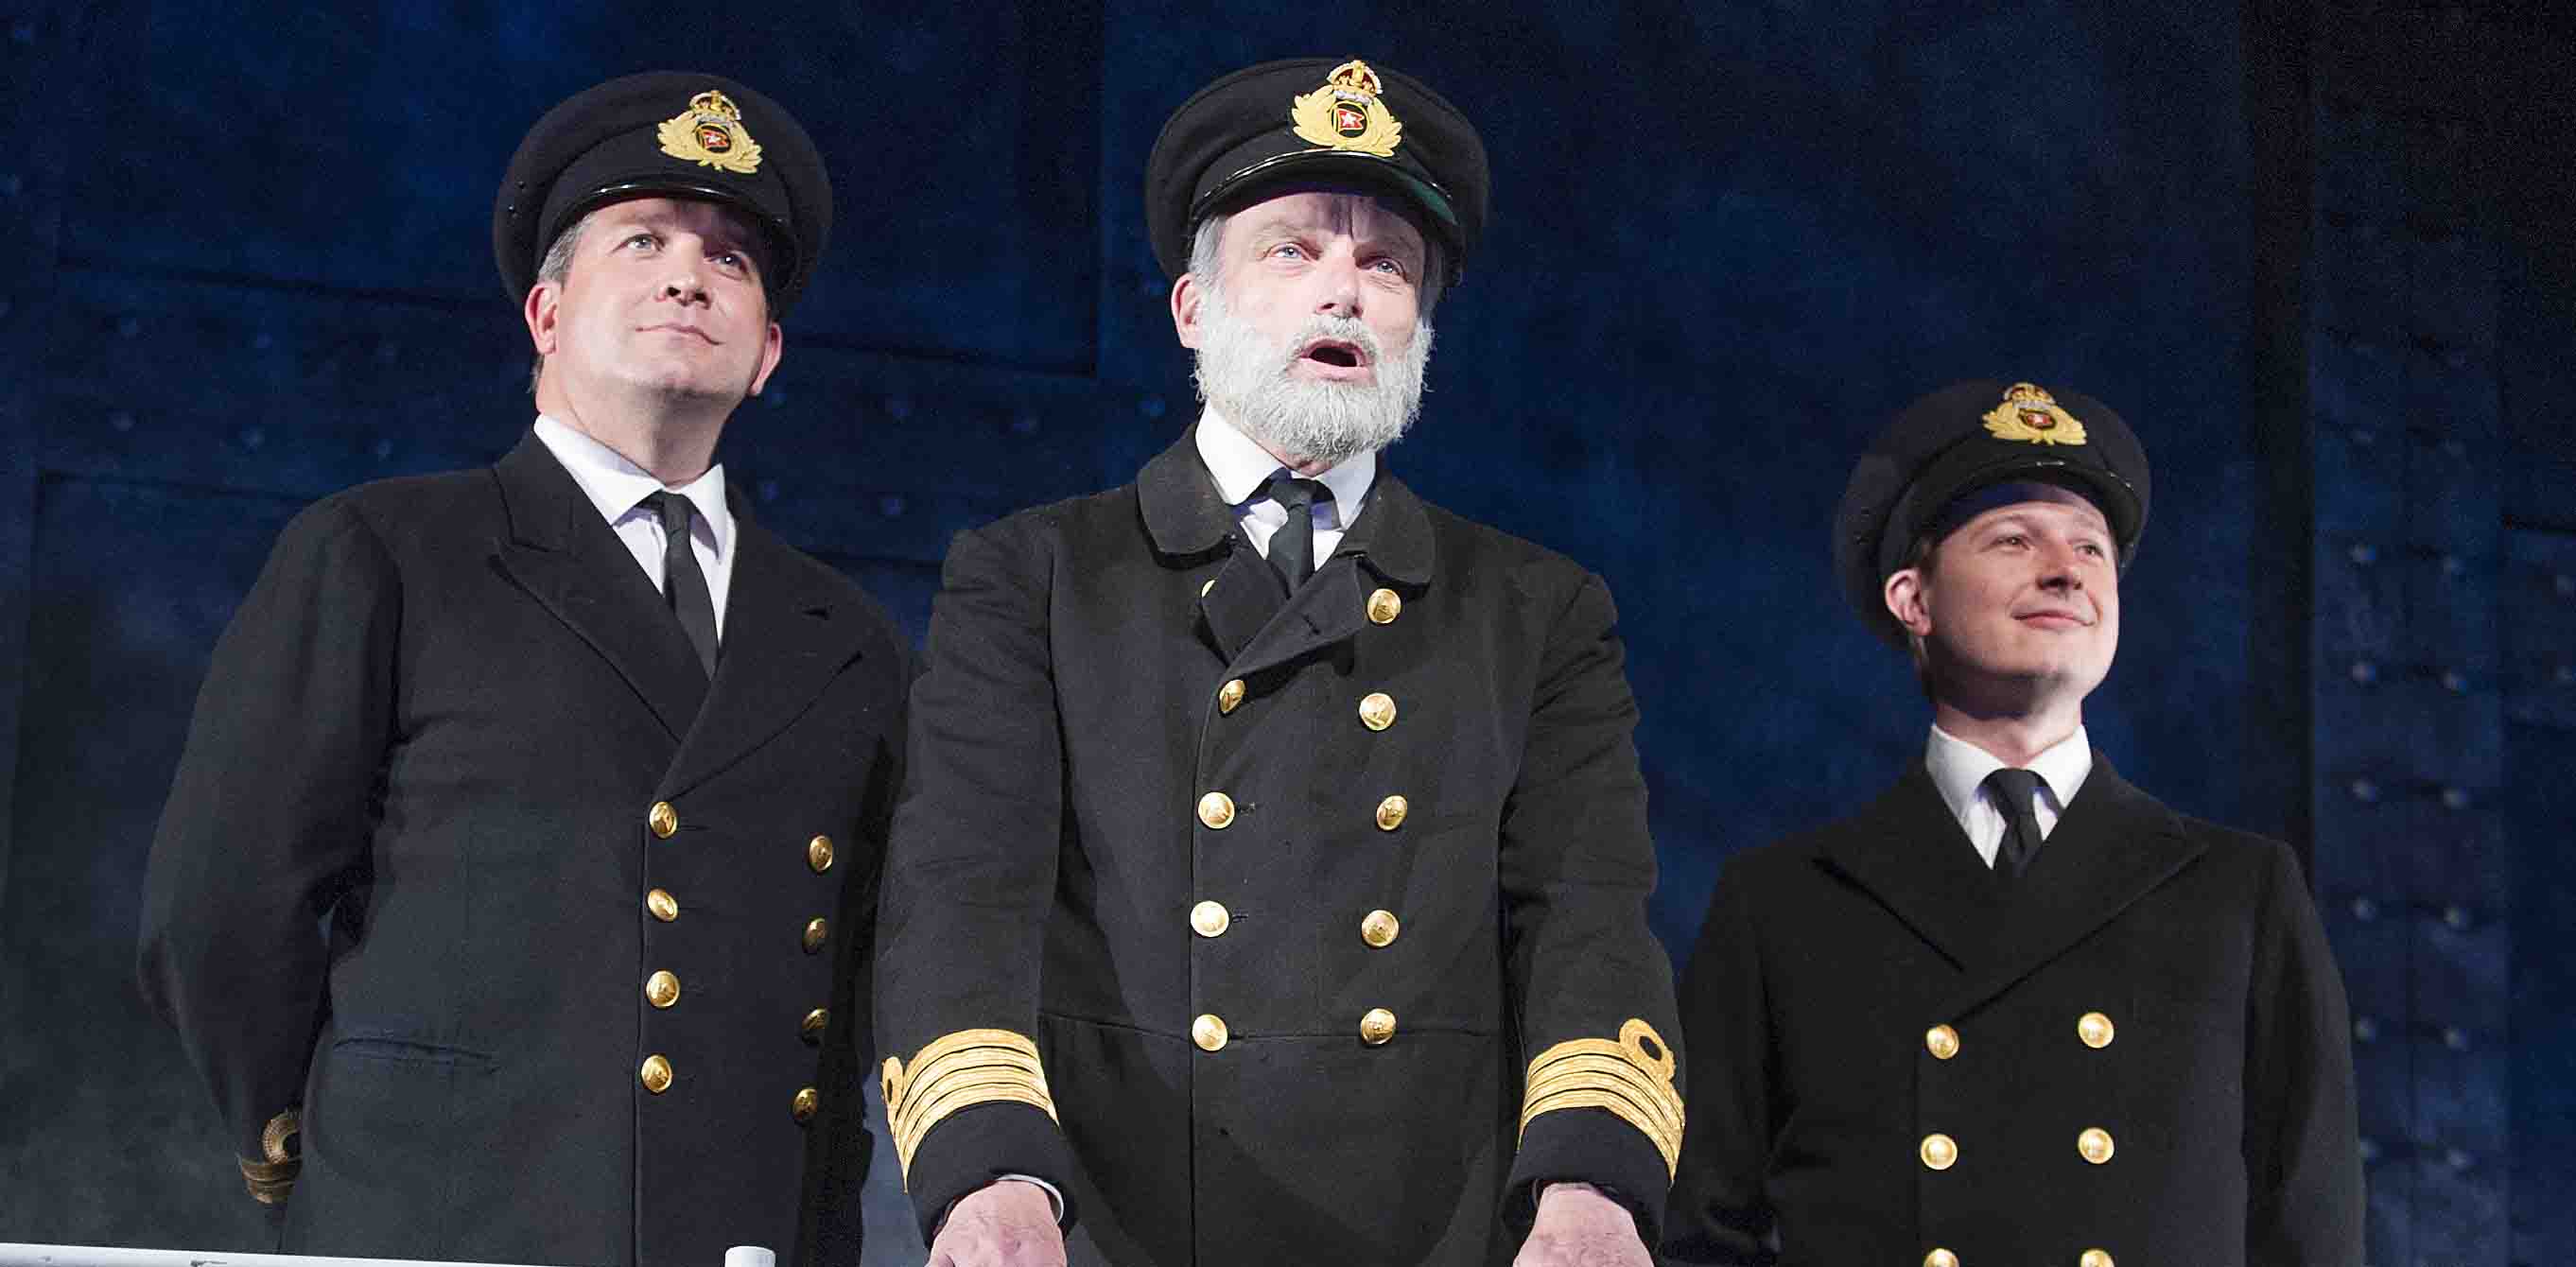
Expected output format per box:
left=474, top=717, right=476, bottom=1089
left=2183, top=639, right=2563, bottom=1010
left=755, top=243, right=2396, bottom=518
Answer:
left=1299, top=338, right=1369, bottom=369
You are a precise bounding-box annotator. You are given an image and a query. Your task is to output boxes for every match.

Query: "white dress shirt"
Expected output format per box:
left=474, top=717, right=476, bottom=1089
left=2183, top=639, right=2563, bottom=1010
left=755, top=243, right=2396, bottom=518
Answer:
left=1923, top=723, right=2095, bottom=869
left=1194, top=407, right=1376, bottom=560
left=532, top=415, right=735, bottom=637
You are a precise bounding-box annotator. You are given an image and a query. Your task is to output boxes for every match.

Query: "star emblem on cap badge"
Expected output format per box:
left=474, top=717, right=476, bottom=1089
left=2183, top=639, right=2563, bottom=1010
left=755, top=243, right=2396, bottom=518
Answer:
left=657, top=89, right=764, bottom=175
left=1291, top=59, right=1405, bottom=158
left=1981, top=381, right=2089, bottom=446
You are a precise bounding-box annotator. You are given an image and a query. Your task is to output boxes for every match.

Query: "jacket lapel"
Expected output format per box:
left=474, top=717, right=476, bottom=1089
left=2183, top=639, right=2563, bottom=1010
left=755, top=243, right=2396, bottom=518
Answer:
left=1817, top=763, right=2005, bottom=971
left=658, top=505, right=873, bottom=798
left=1208, top=466, right=1440, bottom=680
left=487, top=435, right=707, bottom=740
left=1934, top=758, right=2205, bottom=1019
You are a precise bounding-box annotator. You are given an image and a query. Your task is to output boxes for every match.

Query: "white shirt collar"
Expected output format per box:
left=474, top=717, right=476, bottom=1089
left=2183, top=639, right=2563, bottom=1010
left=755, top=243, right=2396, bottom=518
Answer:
left=1923, top=722, right=2095, bottom=825
left=1193, top=406, right=1376, bottom=528
left=532, top=414, right=731, bottom=556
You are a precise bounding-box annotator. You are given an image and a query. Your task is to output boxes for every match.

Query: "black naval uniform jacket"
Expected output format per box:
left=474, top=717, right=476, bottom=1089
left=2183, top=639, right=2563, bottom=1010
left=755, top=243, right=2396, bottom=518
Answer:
left=1662, top=758, right=2363, bottom=1266
left=137, top=435, right=906, bottom=1267
left=874, top=428, right=1682, bottom=1265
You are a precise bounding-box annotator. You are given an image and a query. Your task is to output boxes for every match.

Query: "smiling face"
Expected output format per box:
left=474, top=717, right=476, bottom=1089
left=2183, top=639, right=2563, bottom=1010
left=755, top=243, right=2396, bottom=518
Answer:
left=1884, top=482, right=2121, bottom=714
left=525, top=197, right=784, bottom=413
left=1170, top=188, right=1436, bottom=469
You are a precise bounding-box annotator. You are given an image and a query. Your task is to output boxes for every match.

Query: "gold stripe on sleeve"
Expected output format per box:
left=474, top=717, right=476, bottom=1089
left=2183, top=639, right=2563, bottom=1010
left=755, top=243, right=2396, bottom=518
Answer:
left=1517, top=1017, right=1685, bottom=1179
left=881, top=1029, right=1058, bottom=1189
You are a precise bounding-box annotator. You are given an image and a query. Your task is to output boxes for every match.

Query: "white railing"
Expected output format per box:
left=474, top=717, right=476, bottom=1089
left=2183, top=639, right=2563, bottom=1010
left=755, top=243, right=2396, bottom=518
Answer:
left=0, top=1247, right=777, bottom=1267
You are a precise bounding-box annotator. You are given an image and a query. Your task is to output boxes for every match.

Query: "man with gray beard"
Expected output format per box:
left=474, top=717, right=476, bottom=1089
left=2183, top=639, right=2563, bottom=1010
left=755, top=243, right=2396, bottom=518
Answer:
left=874, top=58, right=1680, bottom=1267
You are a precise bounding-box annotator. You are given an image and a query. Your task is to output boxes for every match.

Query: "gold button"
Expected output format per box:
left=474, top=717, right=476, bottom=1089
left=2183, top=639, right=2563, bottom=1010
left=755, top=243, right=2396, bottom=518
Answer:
left=1192, top=1013, right=1228, bottom=1051
left=1357, top=692, right=1397, bottom=731
left=646, top=889, right=679, bottom=922
left=645, top=970, right=680, bottom=1009
left=1924, top=1251, right=1959, bottom=1267
left=1191, top=900, right=1231, bottom=938
left=1925, top=1024, right=1960, bottom=1061
left=1359, top=1007, right=1397, bottom=1046
left=1197, top=791, right=1236, bottom=829
left=2078, top=1011, right=2115, bottom=1049
left=1360, top=909, right=1401, bottom=947
left=1920, top=1133, right=1958, bottom=1171
left=1201, top=578, right=1217, bottom=599
left=801, top=1008, right=827, bottom=1045
left=2078, top=1127, right=2115, bottom=1165
left=807, top=835, right=835, bottom=873
left=639, top=1054, right=673, bottom=1094
left=1217, top=679, right=1247, bottom=714
left=1366, top=587, right=1402, bottom=624
left=1374, top=795, right=1408, bottom=831
left=792, top=1086, right=820, bottom=1123
left=803, top=917, right=828, bottom=954
left=648, top=802, right=678, bottom=839
left=2079, top=1252, right=2115, bottom=1267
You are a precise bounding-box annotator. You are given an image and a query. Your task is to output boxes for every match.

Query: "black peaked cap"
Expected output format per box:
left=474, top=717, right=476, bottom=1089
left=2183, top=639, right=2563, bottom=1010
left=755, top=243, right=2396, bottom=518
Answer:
left=1145, top=57, right=1488, bottom=285
left=495, top=71, right=832, bottom=317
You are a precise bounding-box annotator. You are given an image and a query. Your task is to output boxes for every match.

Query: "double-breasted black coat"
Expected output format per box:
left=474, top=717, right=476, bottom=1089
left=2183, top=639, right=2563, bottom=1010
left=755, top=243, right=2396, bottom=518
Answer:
left=1662, top=757, right=2363, bottom=1266
left=137, top=435, right=906, bottom=1267
left=874, top=428, right=1682, bottom=1265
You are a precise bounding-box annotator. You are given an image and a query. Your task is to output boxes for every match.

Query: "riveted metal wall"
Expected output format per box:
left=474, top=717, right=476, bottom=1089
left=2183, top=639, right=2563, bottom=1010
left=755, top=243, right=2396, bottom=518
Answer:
left=2307, top=4, right=2510, bottom=1262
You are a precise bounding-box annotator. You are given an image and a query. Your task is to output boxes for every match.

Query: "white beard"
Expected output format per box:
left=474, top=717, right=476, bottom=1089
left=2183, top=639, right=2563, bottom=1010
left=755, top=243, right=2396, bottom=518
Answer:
left=1191, top=286, right=1434, bottom=469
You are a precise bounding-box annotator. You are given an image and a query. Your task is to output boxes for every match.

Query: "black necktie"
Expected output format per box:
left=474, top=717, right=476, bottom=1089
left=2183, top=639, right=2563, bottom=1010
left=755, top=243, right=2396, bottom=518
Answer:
left=1984, top=768, right=2045, bottom=879
left=644, top=492, right=718, bottom=679
left=1261, top=474, right=1332, bottom=593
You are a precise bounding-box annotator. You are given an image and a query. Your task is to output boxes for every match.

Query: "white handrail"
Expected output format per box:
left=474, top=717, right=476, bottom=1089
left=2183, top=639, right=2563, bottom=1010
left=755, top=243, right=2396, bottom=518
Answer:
left=0, top=1245, right=777, bottom=1267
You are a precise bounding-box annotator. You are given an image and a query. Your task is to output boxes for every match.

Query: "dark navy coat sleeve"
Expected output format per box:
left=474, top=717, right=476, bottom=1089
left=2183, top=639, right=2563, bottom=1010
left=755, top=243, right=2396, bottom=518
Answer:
left=1496, top=571, right=1685, bottom=1244
left=138, top=495, right=395, bottom=1168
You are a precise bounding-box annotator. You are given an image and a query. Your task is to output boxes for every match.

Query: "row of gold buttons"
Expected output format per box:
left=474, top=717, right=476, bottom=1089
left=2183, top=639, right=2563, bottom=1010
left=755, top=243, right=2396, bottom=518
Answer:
left=1190, top=1007, right=1400, bottom=1052
left=1923, top=1011, right=2115, bottom=1062
left=1923, top=1250, right=2115, bottom=1267
left=1189, top=903, right=1401, bottom=947
left=635, top=1055, right=824, bottom=1123
left=1917, top=1126, right=2115, bottom=1170
left=1195, top=790, right=1411, bottom=832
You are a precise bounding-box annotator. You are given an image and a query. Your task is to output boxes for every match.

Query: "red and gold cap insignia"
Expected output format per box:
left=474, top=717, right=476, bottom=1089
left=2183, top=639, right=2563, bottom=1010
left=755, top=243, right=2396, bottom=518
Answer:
left=657, top=89, right=764, bottom=175
left=1291, top=59, right=1404, bottom=158
left=1981, top=381, right=2089, bottom=445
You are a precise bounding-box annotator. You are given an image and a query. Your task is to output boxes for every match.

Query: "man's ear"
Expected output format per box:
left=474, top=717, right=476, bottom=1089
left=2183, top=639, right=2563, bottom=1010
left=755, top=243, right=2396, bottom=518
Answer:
left=747, top=322, right=785, bottom=396
left=1884, top=568, right=1935, bottom=639
left=1170, top=271, right=1205, bottom=350
left=524, top=281, right=562, bottom=357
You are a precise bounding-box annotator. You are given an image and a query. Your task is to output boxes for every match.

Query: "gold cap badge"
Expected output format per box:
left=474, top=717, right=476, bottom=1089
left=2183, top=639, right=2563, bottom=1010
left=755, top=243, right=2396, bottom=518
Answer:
left=1291, top=60, right=1404, bottom=158
left=657, top=90, right=764, bottom=175
left=1981, top=381, right=2089, bottom=446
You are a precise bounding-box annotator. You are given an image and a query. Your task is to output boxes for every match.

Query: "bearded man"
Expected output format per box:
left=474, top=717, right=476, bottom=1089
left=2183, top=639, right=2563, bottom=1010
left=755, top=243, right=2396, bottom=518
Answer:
left=872, top=58, right=1681, bottom=1267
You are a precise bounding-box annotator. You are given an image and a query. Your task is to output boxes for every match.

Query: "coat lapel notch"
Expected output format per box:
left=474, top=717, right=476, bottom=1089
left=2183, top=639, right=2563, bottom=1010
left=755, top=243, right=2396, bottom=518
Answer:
left=660, top=512, right=870, bottom=797
left=486, top=436, right=706, bottom=739
left=1818, top=765, right=2001, bottom=971
left=1934, top=759, right=2206, bottom=1019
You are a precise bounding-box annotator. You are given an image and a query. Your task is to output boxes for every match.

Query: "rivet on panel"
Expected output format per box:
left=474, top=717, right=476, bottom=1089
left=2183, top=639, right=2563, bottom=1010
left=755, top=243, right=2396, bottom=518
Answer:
left=2352, top=1015, right=2377, bottom=1043
left=2348, top=778, right=2378, bottom=804
left=2350, top=896, right=2377, bottom=922
left=2447, top=1148, right=2474, bottom=1172
left=2442, top=904, right=2470, bottom=929
left=2442, top=1026, right=2470, bottom=1051
left=2348, top=661, right=2377, bottom=686
left=2440, top=787, right=2469, bottom=811
left=2358, top=1137, right=2381, bottom=1164
left=2348, top=544, right=2377, bottom=565
left=2440, top=668, right=2466, bottom=694
left=372, top=437, right=394, bottom=461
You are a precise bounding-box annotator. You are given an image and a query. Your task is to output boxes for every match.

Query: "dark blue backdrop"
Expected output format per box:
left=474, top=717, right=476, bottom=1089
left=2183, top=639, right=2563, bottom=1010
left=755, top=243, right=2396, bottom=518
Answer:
left=0, top=3, right=2567, bottom=1263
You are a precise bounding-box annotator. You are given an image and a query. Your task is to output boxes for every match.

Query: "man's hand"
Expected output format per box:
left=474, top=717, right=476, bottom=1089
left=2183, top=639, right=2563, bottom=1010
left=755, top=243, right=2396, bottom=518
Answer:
left=1513, top=1183, right=1651, bottom=1267
left=926, top=1179, right=1066, bottom=1267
